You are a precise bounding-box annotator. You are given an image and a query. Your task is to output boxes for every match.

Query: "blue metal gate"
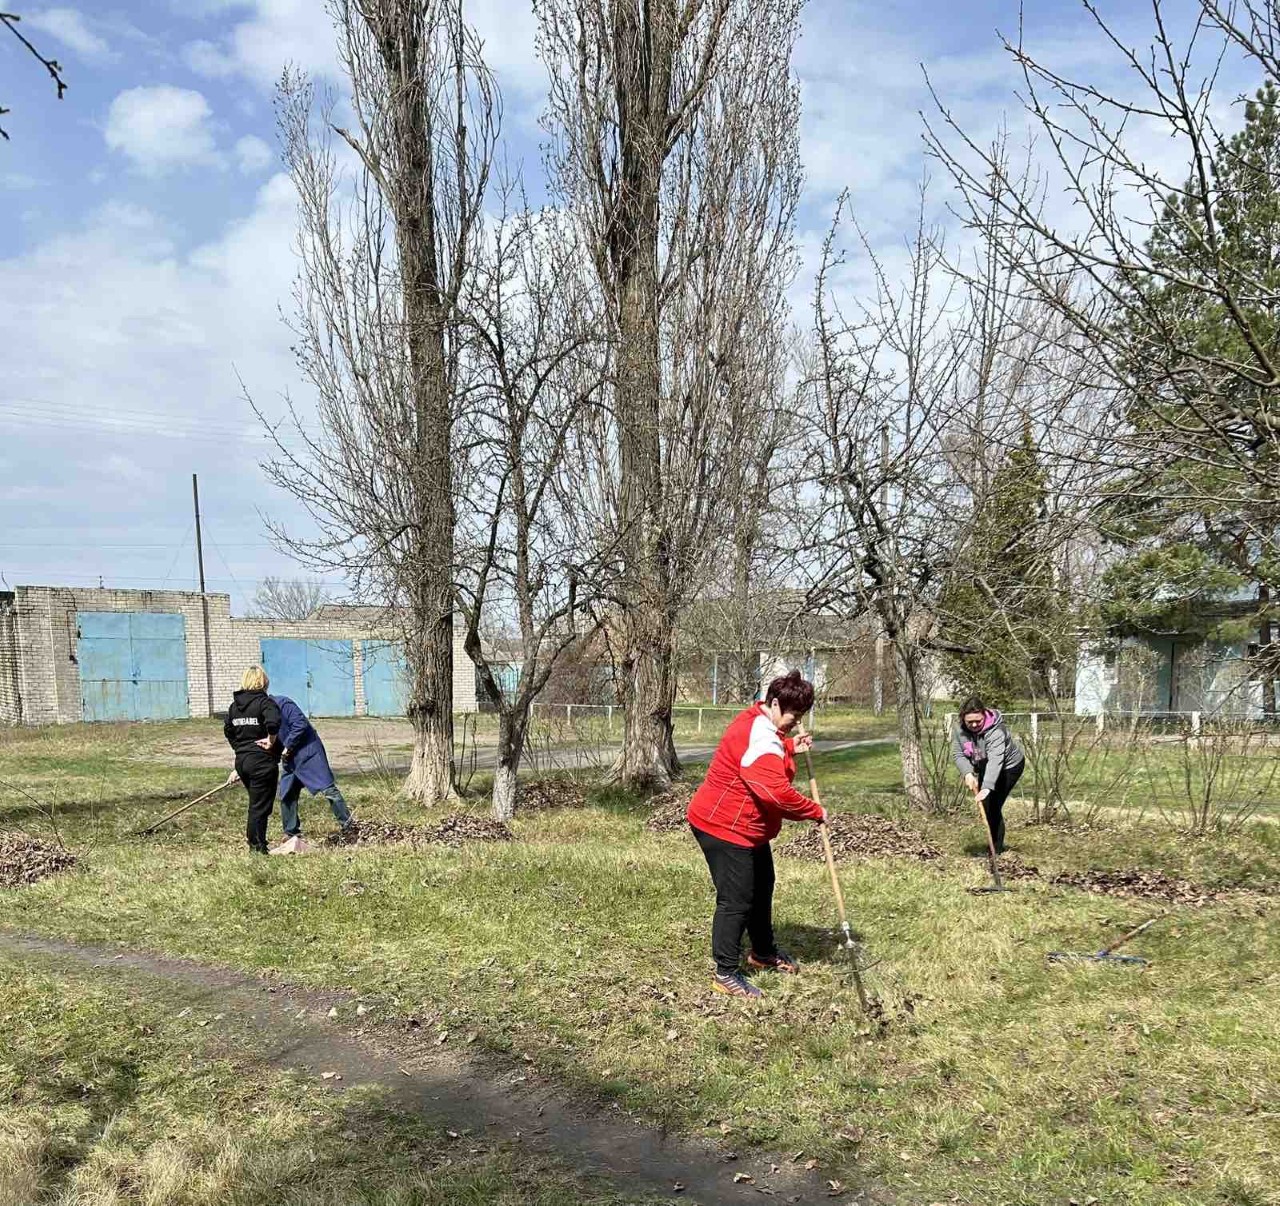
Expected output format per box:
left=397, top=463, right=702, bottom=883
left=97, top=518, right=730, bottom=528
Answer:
left=260, top=638, right=355, bottom=717
left=78, top=612, right=189, bottom=722
left=362, top=640, right=408, bottom=716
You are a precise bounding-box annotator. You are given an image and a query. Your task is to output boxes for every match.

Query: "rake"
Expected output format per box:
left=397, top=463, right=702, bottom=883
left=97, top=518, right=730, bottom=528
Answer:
left=135, top=777, right=237, bottom=836
left=1047, top=915, right=1163, bottom=967
left=797, top=727, right=873, bottom=1016
left=967, top=785, right=1012, bottom=894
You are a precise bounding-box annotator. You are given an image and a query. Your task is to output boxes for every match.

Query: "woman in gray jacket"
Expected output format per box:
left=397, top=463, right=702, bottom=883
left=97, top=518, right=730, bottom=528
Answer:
left=952, top=695, right=1024, bottom=853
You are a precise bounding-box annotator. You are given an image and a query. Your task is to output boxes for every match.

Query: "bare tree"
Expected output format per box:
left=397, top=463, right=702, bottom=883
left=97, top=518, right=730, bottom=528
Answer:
left=455, top=192, right=612, bottom=820
left=538, top=0, right=803, bottom=787
left=798, top=182, right=1105, bottom=808
left=926, top=0, right=1280, bottom=713
left=257, top=1, right=498, bottom=803
left=797, top=194, right=966, bottom=810
left=250, top=576, right=331, bottom=622
left=1, top=11, right=67, bottom=142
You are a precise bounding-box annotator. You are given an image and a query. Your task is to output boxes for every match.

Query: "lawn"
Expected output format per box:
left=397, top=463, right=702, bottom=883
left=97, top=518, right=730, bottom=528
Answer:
left=0, top=951, right=660, bottom=1205
left=2, top=720, right=1279, bottom=1206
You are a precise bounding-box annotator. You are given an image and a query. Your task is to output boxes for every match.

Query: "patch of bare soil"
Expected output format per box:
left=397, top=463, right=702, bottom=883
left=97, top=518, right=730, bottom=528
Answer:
left=783, top=814, right=943, bottom=863
left=322, top=815, right=514, bottom=851
left=0, top=831, right=78, bottom=888
left=643, top=782, right=696, bottom=835
left=517, top=778, right=591, bottom=813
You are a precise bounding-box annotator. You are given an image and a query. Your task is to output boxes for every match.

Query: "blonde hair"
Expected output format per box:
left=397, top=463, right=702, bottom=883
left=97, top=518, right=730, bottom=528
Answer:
left=240, top=665, right=269, bottom=692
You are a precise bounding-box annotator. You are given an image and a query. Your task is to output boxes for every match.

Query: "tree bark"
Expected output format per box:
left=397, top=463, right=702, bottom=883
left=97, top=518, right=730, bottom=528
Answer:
left=492, top=710, right=528, bottom=822
left=893, top=635, right=931, bottom=812
left=607, top=0, right=680, bottom=787
left=377, top=10, right=456, bottom=803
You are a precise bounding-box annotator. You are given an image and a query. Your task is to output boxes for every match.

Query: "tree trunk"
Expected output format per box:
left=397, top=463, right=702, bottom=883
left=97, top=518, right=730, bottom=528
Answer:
left=492, top=709, right=528, bottom=822
left=611, top=606, right=680, bottom=788
left=599, top=2, right=680, bottom=788
left=375, top=10, right=456, bottom=804
left=1260, top=585, right=1276, bottom=718
left=893, top=636, right=930, bottom=812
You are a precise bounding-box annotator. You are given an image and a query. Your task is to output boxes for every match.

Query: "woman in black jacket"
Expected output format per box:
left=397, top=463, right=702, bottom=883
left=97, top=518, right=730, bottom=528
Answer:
left=223, top=665, right=282, bottom=855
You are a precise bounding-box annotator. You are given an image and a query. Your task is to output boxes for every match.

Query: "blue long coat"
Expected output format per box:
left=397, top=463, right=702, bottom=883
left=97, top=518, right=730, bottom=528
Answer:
left=271, top=694, right=337, bottom=795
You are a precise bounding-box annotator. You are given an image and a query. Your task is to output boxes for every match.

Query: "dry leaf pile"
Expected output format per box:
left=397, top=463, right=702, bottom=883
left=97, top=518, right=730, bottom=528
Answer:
left=784, top=814, right=943, bottom=863
left=323, top=815, right=513, bottom=850
left=517, top=779, right=590, bottom=813
left=0, top=831, right=77, bottom=888
left=644, top=782, right=696, bottom=834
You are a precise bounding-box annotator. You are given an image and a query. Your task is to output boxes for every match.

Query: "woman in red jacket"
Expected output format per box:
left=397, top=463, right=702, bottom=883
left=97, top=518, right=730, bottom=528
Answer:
left=686, top=670, right=827, bottom=998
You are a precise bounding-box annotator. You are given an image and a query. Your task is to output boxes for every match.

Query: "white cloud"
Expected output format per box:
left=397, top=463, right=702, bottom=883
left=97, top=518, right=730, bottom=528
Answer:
left=183, top=38, right=239, bottom=79
left=104, top=86, right=221, bottom=175
left=0, top=177, right=313, bottom=601
left=24, top=7, right=112, bottom=62
left=192, top=0, right=341, bottom=90
left=235, top=134, right=274, bottom=174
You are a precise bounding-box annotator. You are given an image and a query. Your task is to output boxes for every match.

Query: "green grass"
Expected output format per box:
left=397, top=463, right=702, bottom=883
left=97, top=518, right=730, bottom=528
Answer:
left=3, top=722, right=1280, bottom=1205
left=0, top=952, right=659, bottom=1205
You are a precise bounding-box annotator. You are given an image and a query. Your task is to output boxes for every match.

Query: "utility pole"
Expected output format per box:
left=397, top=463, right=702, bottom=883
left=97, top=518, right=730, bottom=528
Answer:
left=193, top=474, right=214, bottom=716
left=872, top=422, right=889, bottom=715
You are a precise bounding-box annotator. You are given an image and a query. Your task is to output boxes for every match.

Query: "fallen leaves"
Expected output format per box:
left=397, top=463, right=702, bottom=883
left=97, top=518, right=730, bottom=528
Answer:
left=0, top=831, right=77, bottom=888
left=783, top=814, right=943, bottom=863
left=322, top=815, right=514, bottom=850
left=517, top=778, right=590, bottom=813
left=643, top=782, right=697, bottom=834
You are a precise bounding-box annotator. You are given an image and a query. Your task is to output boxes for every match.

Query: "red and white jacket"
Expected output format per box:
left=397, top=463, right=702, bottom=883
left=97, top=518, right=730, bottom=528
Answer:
left=686, top=704, right=824, bottom=847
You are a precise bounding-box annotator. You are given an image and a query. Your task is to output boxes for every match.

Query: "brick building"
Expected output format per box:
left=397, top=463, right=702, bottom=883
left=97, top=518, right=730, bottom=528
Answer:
left=0, top=585, right=475, bottom=726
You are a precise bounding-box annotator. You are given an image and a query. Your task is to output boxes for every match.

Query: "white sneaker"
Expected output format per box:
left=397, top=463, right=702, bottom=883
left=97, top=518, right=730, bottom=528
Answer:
left=270, top=835, right=312, bottom=855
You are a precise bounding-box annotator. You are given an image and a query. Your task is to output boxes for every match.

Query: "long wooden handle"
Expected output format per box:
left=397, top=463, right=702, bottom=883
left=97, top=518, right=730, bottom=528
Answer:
left=1099, top=915, right=1162, bottom=956
left=797, top=725, right=848, bottom=930
left=818, top=822, right=851, bottom=930
left=137, top=779, right=234, bottom=835
left=972, top=786, right=1004, bottom=889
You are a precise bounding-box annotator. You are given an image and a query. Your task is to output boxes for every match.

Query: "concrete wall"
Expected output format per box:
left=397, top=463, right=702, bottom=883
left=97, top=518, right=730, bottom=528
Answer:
left=0, top=594, right=21, bottom=725
left=2, top=585, right=476, bottom=726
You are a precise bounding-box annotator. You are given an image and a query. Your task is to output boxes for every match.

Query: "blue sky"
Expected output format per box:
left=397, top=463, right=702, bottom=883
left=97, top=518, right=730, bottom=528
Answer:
left=0, top=0, right=1220, bottom=612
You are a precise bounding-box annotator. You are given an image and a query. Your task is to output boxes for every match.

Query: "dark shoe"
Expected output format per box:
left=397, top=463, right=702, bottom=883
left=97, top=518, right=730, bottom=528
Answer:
left=712, top=972, right=764, bottom=999
left=747, top=949, right=800, bottom=975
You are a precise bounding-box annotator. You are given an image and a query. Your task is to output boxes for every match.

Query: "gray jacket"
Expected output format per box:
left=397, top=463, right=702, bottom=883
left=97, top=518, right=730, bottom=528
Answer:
left=952, top=709, right=1025, bottom=794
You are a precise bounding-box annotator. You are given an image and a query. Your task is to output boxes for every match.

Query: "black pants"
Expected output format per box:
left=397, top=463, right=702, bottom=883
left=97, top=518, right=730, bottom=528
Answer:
left=981, top=761, right=1024, bottom=853
left=236, top=752, right=279, bottom=854
left=692, top=826, right=778, bottom=975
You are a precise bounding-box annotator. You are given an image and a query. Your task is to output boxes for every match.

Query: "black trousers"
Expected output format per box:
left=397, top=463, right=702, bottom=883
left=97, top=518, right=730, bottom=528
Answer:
left=236, top=752, right=279, bottom=854
left=981, top=761, right=1024, bottom=853
left=692, top=826, right=778, bottom=975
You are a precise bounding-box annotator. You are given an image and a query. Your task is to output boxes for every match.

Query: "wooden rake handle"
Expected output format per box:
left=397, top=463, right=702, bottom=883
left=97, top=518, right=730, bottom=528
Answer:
left=136, top=779, right=235, bottom=836
left=797, top=725, right=850, bottom=935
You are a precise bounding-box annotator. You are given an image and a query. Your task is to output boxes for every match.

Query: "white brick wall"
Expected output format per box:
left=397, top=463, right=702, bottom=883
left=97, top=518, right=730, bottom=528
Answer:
left=3, top=585, right=475, bottom=726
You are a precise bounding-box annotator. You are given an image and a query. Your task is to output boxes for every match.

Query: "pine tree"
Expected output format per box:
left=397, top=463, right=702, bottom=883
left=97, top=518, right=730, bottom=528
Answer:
left=1103, top=83, right=1280, bottom=712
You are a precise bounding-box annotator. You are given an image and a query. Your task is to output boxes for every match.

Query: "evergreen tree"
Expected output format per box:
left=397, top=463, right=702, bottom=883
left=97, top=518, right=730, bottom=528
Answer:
left=939, top=425, right=1069, bottom=706
left=1104, top=83, right=1280, bottom=712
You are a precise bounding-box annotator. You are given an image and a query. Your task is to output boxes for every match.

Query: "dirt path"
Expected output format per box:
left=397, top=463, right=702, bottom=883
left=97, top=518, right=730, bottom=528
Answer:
left=1, top=932, right=887, bottom=1206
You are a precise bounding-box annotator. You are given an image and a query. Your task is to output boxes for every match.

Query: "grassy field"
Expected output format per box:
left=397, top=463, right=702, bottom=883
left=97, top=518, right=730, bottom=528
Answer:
left=2, top=719, right=1279, bottom=1205
left=0, top=952, right=660, bottom=1205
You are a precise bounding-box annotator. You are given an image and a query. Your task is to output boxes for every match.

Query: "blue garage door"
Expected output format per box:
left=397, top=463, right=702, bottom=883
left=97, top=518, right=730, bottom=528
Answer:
left=78, top=612, right=189, bottom=722
left=363, top=640, right=408, bottom=716
left=260, top=638, right=355, bottom=717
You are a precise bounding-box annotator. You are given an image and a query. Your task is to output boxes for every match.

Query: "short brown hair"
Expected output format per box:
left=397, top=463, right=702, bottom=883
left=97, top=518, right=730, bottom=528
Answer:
left=959, top=694, right=987, bottom=719
left=765, top=669, right=814, bottom=716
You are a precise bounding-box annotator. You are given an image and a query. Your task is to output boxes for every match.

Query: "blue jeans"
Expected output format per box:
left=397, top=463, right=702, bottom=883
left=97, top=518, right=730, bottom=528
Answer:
left=280, top=780, right=351, bottom=837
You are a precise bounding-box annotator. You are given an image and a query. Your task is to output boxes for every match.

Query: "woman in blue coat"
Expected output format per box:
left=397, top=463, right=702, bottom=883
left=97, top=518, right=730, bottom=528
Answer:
left=271, top=694, right=353, bottom=840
